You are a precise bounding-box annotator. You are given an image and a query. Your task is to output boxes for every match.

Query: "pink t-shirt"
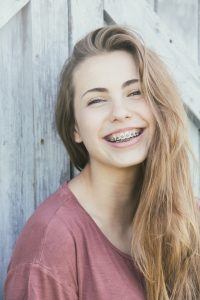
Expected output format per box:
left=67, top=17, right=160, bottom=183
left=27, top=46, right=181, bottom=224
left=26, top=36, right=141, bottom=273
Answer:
left=4, top=180, right=146, bottom=299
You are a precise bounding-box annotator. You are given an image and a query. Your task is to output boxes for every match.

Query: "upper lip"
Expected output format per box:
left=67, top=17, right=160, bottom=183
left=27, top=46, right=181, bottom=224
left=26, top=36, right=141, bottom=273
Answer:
left=103, top=127, right=145, bottom=138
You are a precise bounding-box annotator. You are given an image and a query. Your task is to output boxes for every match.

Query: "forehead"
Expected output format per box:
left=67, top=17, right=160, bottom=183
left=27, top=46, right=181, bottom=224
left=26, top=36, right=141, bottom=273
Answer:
left=72, top=50, right=139, bottom=93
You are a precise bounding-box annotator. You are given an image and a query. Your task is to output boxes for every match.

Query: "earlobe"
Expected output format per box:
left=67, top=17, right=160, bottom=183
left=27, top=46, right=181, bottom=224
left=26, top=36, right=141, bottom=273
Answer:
left=74, top=125, right=82, bottom=143
left=74, top=132, right=82, bottom=143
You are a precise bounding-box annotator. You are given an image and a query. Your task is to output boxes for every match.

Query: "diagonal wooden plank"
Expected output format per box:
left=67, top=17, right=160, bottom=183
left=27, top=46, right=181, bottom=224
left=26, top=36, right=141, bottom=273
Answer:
left=0, top=0, right=31, bottom=29
left=104, top=0, right=200, bottom=126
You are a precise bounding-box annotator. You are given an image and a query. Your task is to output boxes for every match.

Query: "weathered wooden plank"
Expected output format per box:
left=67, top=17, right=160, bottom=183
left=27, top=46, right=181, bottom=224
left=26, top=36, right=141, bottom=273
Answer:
left=0, top=3, right=34, bottom=296
left=0, top=0, right=30, bottom=29
left=157, top=0, right=198, bottom=63
left=30, top=0, right=70, bottom=205
left=69, top=0, right=104, bottom=175
left=104, top=0, right=200, bottom=125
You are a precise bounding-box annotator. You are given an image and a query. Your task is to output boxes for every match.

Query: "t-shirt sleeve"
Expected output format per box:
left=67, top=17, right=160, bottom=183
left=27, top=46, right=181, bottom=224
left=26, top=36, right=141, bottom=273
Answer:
left=4, top=262, right=78, bottom=300
left=4, top=211, right=79, bottom=300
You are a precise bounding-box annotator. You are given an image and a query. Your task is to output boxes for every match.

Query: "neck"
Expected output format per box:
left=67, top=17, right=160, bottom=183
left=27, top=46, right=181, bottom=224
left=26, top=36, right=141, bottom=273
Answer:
left=78, top=160, right=143, bottom=235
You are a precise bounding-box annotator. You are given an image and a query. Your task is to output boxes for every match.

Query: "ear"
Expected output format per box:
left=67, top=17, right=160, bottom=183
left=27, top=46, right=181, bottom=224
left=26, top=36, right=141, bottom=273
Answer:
left=74, top=125, right=82, bottom=143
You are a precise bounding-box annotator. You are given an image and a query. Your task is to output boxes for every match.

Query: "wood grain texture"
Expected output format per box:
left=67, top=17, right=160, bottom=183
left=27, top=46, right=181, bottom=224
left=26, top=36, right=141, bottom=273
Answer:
left=0, top=0, right=70, bottom=297
left=0, top=3, right=34, bottom=297
left=30, top=0, right=70, bottom=206
left=0, top=0, right=30, bottom=29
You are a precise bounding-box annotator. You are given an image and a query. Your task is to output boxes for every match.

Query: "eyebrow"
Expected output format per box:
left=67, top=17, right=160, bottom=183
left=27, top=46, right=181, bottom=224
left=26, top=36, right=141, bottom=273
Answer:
left=81, top=78, right=139, bottom=99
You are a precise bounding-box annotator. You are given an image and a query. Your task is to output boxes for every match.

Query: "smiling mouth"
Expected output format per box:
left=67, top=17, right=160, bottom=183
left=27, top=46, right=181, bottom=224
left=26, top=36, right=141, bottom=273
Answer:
left=104, top=128, right=144, bottom=143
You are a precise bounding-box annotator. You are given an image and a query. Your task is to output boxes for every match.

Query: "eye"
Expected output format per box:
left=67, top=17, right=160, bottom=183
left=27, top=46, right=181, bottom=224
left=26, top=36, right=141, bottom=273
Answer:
left=87, top=98, right=106, bottom=105
left=128, top=90, right=141, bottom=97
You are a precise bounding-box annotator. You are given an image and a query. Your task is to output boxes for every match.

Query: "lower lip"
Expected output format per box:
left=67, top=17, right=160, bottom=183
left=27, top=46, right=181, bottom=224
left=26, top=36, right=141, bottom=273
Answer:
left=103, top=129, right=145, bottom=148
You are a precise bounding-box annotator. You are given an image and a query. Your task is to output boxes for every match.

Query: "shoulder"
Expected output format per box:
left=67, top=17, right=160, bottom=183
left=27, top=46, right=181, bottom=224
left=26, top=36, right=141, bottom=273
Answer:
left=4, top=261, right=78, bottom=299
left=7, top=181, right=79, bottom=271
left=4, top=181, right=79, bottom=298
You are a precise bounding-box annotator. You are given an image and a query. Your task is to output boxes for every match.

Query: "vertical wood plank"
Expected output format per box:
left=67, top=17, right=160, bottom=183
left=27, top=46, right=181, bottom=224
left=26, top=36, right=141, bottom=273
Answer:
left=30, top=0, right=70, bottom=205
left=0, top=3, right=34, bottom=297
left=69, top=0, right=104, bottom=176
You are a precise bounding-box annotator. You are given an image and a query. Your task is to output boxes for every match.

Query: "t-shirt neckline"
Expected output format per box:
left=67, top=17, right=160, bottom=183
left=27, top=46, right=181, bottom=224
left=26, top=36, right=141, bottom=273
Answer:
left=62, top=180, right=133, bottom=261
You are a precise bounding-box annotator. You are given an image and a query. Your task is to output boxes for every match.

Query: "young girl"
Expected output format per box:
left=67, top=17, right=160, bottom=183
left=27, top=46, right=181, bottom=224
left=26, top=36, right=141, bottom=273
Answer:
left=4, top=24, right=200, bottom=300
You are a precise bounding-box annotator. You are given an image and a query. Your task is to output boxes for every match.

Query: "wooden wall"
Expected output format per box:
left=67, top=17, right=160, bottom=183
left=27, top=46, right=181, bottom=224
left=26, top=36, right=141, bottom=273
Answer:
left=0, top=0, right=199, bottom=298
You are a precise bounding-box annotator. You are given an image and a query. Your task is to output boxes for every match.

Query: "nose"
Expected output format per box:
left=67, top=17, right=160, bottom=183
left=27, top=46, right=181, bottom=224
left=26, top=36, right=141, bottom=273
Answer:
left=109, top=101, right=132, bottom=122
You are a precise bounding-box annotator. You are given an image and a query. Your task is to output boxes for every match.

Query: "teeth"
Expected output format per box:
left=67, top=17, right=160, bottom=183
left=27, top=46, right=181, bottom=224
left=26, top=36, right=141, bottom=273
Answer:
left=107, top=129, right=142, bottom=142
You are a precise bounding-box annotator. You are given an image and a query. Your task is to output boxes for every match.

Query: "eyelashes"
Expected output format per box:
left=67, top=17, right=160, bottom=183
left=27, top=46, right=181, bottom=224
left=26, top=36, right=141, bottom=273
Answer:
left=87, top=98, right=106, bottom=105
left=87, top=90, right=141, bottom=106
left=129, top=90, right=141, bottom=96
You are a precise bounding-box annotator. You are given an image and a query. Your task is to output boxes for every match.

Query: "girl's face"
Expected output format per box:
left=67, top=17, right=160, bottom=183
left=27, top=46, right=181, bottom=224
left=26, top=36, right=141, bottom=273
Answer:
left=73, top=50, right=156, bottom=169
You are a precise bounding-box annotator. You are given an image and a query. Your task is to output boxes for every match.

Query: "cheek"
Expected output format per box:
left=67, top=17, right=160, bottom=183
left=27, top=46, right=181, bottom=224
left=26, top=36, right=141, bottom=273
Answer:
left=142, top=104, right=156, bottom=125
left=77, top=111, right=101, bottom=138
left=139, top=105, right=156, bottom=136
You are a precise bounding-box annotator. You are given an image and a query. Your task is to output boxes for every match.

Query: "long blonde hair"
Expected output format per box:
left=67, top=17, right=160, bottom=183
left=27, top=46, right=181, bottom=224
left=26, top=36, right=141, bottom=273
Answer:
left=55, top=24, right=200, bottom=299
